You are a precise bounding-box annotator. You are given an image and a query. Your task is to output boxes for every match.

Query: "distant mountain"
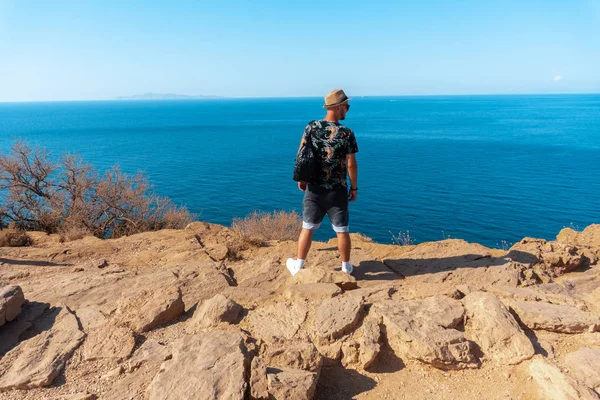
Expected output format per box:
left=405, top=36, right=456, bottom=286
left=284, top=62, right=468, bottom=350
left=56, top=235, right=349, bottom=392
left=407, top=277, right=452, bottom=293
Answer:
left=115, top=92, right=223, bottom=100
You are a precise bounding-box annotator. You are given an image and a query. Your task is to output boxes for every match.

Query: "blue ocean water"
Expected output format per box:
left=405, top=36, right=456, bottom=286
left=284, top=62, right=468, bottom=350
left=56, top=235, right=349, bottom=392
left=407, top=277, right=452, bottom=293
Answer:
left=0, top=95, right=598, bottom=248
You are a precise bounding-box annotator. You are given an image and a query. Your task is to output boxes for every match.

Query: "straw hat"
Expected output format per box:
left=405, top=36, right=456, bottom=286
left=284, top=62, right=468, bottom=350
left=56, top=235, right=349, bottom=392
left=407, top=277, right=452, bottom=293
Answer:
left=323, top=89, right=352, bottom=109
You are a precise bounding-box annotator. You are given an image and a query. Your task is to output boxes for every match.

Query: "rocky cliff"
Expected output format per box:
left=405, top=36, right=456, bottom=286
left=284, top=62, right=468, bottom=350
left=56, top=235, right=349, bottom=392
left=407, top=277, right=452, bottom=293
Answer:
left=0, top=223, right=599, bottom=399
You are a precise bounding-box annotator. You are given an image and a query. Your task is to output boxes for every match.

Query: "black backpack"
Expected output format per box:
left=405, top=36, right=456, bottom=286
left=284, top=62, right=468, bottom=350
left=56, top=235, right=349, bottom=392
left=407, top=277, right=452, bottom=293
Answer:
left=293, top=130, right=321, bottom=183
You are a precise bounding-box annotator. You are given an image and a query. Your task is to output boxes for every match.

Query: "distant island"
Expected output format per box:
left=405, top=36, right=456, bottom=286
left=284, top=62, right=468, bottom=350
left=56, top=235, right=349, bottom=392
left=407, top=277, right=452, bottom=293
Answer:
left=115, top=92, right=223, bottom=100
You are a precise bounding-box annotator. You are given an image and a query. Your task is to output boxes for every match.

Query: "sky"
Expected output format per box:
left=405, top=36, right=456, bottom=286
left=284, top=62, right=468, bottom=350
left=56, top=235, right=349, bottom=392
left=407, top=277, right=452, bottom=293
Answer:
left=0, top=0, right=599, bottom=102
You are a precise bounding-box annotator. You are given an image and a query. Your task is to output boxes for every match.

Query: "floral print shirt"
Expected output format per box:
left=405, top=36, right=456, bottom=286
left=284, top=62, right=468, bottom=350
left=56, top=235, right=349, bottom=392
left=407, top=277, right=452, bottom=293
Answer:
left=299, top=120, right=359, bottom=189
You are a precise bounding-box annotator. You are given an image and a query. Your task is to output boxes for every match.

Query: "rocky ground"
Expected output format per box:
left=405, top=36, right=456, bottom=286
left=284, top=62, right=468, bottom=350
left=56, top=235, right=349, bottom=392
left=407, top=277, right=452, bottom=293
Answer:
left=1, top=222, right=600, bottom=400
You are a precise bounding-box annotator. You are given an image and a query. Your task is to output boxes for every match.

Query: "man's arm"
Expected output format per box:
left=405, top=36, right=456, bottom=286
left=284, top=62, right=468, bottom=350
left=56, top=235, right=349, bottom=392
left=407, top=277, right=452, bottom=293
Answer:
left=297, top=124, right=312, bottom=191
left=347, top=153, right=358, bottom=201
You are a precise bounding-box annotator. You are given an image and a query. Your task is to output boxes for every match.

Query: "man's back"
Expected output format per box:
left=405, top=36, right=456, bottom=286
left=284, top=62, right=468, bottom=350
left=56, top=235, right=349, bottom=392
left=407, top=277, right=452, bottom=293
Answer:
left=302, top=120, right=358, bottom=189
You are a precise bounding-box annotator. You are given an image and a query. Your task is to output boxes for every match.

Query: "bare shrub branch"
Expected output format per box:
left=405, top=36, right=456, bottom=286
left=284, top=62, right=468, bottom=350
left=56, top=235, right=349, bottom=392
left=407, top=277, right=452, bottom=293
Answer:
left=0, top=140, right=195, bottom=240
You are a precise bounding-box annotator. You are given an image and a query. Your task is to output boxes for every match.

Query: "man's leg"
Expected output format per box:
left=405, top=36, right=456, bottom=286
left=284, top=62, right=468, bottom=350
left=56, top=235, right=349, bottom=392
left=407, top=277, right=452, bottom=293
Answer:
left=328, top=187, right=353, bottom=273
left=287, top=187, right=323, bottom=276
left=297, top=228, right=314, bottom=260
left=336, top=231, right=351, bottom=262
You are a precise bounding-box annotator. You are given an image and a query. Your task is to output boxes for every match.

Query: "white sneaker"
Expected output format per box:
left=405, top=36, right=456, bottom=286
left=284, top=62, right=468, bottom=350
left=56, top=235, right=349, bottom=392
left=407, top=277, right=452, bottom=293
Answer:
left=342, top=262, right=354, bottom=275
left=286, top=258, right=302, bottom=277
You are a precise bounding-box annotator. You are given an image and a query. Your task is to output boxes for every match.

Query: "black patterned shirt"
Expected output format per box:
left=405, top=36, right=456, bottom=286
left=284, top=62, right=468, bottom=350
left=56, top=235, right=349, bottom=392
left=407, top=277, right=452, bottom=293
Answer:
left=300, top=120, right=359, bottom=189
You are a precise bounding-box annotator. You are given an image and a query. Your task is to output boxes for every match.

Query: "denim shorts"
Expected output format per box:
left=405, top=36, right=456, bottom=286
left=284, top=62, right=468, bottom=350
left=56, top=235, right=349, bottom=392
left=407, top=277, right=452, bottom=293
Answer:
left=302, top=184, right=349, bottom=233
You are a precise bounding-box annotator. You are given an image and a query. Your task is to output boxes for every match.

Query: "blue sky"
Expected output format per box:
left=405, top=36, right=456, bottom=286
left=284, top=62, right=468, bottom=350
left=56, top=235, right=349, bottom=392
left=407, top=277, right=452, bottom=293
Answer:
left=1, top=0, right=599, bottom=101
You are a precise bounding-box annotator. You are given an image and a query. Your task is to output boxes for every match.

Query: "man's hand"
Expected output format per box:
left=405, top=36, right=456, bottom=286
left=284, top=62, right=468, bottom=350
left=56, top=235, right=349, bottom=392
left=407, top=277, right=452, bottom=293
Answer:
left=348, top=189, right=357, bottom=202
left=298, top=181, right=308, bottom=192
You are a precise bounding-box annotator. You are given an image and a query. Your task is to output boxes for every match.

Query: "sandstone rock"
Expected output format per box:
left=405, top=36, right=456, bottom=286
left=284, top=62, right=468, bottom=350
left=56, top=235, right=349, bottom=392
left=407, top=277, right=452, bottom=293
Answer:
left=75, top=306, right=108, bottom=331
left=314, top=341, right=342, bottom=365
left=415, top=295, right=465, bottom=325
left=530, top=358, right=599, bottom=400
left=250, top=357, right=269, bottom=400
left=0, top=306, right=85, bottom=391
left=346, top=284, right=395, bottom=304
left=294, top=267, right=358, bottom=290
left=147, top=331, right=248, bottom=400
left=248, top=302, right=307, bottom=341
left=83, top=259, right=109, bottom=269
left=266, top=367, right=318, bottom=400
left=373, top=297, right=478, bottom=369
left=263, top=341, right=322, bottom=372
left=206, top=244, right=230, bottom=261
left=315, top=295, right=363, bottom=340
left=190, top=293, right=242, bottom=329
left=101, top=365, right=124, bottom=380
left=564, top=348, right=600, bottom=392
left=360, top=316, right=382, bottom=369
left=384, top=240, right=494, bottom=277
left=508, top=239, right=588, bottom=278
left=508, top=300, right=600, bottom=334
left=557, top=224, right=600, bottom=250
left=82, top=325, right=135, bottom=362
left=341, top=341, right=360, bottom=367
left=50, top=393, right=97, bottom=400
left=489, top=285, right=587, bottom=310
left=127, top=339, right=172, bottom=372
left=0, top=285, right=25, bottom=326
left=464, top=292, right=534, bottom=365
left=0, top=301, right=49, bottom=355
left=283, top=283, right=342, bottom=301
left=115, top=286, right=185, bottom=333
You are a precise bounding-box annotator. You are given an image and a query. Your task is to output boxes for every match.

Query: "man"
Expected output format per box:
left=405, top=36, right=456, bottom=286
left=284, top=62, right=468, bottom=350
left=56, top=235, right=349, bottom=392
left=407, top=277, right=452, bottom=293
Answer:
left=287, top=88, right=359, bottom=276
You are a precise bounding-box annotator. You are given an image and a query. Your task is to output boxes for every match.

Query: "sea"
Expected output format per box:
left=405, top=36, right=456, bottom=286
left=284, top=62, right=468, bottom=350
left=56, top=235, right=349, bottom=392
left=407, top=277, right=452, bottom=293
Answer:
left=0, top=95, right=599, bottom=248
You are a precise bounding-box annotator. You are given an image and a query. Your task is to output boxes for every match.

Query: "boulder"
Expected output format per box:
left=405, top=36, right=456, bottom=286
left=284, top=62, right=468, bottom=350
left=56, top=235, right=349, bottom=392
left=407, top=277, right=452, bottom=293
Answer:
left=463, top=292, right=534, bottom=365
left=283, top=283, right=342, bottom=301
left=190, top=293, right=242, bottom=329
left=248, top=302, right=307, bottom=341
left=0, top=301, right=49, bottom=355
left=508, top=239, right=588, bottom=278
left=50, top=394, right=97, bottom=400
left=341, top=341, right=360, bottom=367
left=530, top=358, right=599, bottom=400
left=557, top=224, right=600, bottom=250
left=373, top=297, right=478, bottom=369
left=115, top=286, right=185, bottom=333
left=360, top=316, right=382, bottom=369
left=0, top=285, right=25, bottom=327
left=126, top=339, right=172, bottom=372
left=383, top=240, right=494, bottom=277
left=315, top=295, right=363, bottom=341
left=0, top=307, right=85, bottom=391
left=564, top=348, right=600, bottom=392
left=205, top=244, right=230, bottom=261
left=147, top=331, right=248, bottom=400
left=75, top=306, right=108, bottom=331
left=262, top=341, right=322, bottom=373
left=266, top=367, right=318, bottom=400
left=82, top=325, right=135, bottom=362
left=249, top=357, right=269, bottom=400
left=293, top=268, right=357, bottom=290
left=508, top=300, right=600, bottom=334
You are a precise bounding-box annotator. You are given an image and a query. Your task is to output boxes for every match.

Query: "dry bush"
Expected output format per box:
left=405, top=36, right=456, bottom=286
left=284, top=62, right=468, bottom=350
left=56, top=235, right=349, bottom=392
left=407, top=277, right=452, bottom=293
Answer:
left=0, top=140, right=195, bottom=239
left=0, top=224, right=33, bottom=247
left=390, top=230, right=416, bottom=246
left=58, top=224, right=92, bottom=243
left=231, top=210, right=301, bottom=245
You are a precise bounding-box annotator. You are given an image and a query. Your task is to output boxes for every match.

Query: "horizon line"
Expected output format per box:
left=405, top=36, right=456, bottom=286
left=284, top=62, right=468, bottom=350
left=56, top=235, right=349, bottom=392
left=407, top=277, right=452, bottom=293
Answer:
left=1, top=91, right=599, bottom=104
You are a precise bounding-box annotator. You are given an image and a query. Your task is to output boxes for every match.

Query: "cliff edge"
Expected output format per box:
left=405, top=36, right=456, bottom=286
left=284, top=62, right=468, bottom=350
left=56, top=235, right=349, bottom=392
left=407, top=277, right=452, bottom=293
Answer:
left=0, top=224, right=599, bottom=399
